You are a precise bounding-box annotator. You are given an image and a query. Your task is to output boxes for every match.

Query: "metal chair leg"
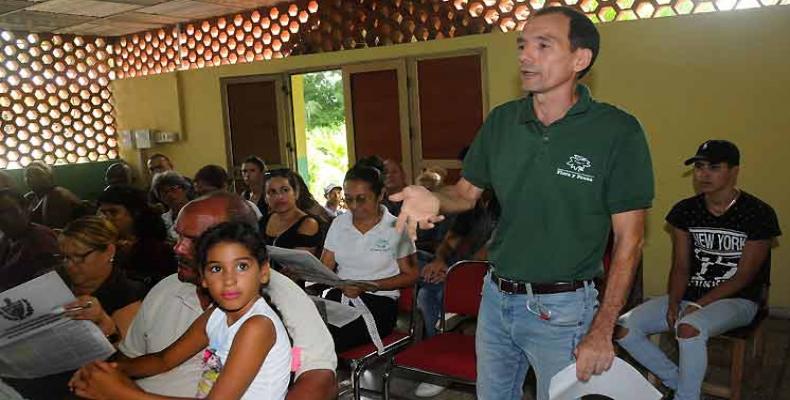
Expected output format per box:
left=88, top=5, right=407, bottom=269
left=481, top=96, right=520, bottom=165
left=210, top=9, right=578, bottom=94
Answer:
left=382, top=360, right=394, bottom=400
left=351, top=360, right=364, bottom=400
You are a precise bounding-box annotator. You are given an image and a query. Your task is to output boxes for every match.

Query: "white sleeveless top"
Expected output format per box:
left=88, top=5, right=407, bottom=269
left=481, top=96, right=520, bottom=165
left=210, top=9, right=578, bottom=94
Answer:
left=205, top=297, right=291, bottom=400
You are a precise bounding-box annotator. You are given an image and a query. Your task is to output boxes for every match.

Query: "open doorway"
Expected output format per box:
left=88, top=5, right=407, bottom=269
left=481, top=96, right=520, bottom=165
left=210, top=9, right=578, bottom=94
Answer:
left=291, top=70, right=349, bottom=202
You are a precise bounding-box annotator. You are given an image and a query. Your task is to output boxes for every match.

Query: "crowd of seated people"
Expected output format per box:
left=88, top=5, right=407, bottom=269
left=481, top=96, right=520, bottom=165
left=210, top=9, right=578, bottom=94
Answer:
left=0, top=136, right=781, bottom=400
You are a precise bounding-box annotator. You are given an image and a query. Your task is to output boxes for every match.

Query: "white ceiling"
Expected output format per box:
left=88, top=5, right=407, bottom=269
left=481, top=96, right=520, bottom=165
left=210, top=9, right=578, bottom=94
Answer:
left=0, top=0, right=283, bottom=36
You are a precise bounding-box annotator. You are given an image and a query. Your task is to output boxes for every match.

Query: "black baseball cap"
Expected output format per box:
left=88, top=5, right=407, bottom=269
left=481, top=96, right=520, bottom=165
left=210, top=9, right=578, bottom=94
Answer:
left=684, top=140, right=740, bottom=166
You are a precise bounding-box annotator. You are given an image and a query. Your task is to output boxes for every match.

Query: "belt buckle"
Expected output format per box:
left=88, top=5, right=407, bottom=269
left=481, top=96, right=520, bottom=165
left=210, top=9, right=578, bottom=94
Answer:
left=497, top=275, right=522, bottom=294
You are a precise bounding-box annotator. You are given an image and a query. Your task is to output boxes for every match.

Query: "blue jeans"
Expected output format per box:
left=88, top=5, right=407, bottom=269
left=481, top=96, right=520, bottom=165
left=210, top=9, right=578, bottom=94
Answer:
left=416, top=250, right=448, bottom=338
left=417, top=280, right=444, bottom=337
left=476, top=272, right=599, bottom=400
left=616, top=295, right=758, bottom=400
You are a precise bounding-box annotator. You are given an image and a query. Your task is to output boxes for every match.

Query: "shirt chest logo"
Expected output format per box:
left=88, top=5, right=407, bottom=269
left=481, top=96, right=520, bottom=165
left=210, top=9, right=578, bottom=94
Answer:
left=370, top=238, right=390, bottom=252
left=556, top=154, right=595, bottom=183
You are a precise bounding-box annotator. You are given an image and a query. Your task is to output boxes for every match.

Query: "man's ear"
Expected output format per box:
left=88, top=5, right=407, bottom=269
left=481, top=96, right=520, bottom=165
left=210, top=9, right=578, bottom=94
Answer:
left=573, top=48, right=593, bottom=75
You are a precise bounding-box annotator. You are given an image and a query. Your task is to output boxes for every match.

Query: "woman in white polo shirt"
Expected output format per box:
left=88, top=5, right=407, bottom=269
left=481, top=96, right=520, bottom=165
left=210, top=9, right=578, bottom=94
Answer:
left=320, top=164, right=419, bottom=352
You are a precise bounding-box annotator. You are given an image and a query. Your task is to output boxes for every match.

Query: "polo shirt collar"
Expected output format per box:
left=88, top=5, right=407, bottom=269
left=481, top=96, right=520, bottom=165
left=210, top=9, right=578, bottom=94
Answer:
left=174, top=280, right=203, bottom=311
left=520, top=84, right=593, bottom=124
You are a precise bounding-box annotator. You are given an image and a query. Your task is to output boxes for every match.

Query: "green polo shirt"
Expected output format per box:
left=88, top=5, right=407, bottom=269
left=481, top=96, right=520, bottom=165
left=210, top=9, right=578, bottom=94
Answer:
left=463, top=85, right=654, bottom=283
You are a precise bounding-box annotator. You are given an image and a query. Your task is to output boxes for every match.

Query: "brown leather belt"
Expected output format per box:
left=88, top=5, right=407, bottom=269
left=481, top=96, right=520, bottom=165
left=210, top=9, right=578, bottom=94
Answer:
left=490, top=271, right=591, bottom=295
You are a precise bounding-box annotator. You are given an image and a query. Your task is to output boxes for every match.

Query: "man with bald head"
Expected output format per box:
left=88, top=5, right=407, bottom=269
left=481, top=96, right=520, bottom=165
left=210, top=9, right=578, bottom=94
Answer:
left=118, top=192, right=337, bottom=399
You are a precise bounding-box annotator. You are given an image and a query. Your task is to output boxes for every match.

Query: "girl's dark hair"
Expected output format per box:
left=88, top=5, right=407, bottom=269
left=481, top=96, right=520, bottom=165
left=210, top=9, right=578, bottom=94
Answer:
left=98, top=185, right=168, bottom=241
left=345, top=164, right=384, bottom=196
left=242, top=155, right=266, bottom=171
left=195, top=221, right=269, bottom=275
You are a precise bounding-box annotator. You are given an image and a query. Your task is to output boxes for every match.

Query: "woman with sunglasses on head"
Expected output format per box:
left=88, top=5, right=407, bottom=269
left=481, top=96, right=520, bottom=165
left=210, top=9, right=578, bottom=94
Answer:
left=319, top=164, right=418, bottom=352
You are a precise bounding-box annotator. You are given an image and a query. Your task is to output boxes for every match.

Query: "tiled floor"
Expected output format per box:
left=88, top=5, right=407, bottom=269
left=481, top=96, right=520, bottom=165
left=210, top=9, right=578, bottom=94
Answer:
left=338, top=317, right=790, bottom=400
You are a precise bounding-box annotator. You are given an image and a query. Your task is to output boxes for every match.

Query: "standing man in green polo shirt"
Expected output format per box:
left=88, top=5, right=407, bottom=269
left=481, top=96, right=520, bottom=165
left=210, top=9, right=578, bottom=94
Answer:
left=391, top=6, right=654, bottom=400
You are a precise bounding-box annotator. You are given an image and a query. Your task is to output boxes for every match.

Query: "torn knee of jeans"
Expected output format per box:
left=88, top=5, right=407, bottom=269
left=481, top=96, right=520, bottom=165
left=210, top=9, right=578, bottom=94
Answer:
left=614, top=325, right=629, bottom=341
left=675, top=323, right=700, bottom=339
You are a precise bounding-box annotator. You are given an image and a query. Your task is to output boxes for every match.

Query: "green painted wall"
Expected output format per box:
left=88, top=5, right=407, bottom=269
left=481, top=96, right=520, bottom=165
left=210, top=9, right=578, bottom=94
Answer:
left=4, top=161, right=114, bottom=200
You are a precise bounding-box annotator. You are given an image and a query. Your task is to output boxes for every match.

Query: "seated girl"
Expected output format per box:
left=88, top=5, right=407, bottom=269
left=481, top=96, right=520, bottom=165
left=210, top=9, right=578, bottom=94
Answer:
left=320, top=164, right=418, bottom=352
left=70, top=222, right=291, bottom=400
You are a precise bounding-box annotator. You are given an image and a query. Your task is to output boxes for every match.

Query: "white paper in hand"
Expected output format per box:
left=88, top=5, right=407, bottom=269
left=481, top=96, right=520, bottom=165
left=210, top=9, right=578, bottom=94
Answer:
left=267, top=246, right=378, bottom=291
left=548, top=357, right=662, bottom=400
left=0, top=271, right=115, bottom=378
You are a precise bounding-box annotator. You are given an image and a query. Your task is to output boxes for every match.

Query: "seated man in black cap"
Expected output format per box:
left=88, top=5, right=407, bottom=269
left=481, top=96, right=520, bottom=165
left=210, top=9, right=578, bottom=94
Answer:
left=615, top=140, right=781, bottom=400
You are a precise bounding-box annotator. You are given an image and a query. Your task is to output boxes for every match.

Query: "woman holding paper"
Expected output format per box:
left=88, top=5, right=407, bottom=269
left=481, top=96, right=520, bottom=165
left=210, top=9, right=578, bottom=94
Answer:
left=59, top=215, right=144, bottom=343
left=319, top=164, right=418, bottom=352
left=5, top=216, right=144, bottom=400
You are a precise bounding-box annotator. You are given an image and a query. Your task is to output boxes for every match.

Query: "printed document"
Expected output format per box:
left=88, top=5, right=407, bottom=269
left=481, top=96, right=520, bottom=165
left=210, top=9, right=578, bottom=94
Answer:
left=267, top=246, right=379, bottom=291
left=0, top=271, right=115, bottom=378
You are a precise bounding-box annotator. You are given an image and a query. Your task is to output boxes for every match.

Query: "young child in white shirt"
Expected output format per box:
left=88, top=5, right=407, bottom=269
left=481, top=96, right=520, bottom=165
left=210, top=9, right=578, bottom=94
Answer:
left=70, top=222, right=291, bottom=400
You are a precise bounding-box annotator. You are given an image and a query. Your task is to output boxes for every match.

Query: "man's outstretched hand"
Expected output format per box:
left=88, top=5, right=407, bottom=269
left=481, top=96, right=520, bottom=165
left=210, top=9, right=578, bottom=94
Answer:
left=390, top=185, right=444, bottom=241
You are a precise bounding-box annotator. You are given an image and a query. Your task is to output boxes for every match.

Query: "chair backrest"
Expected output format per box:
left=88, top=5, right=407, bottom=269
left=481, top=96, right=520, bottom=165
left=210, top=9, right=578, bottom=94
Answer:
left=443, top=260, right=490, bottom=318
left=398, top=286, right=415, bottom=312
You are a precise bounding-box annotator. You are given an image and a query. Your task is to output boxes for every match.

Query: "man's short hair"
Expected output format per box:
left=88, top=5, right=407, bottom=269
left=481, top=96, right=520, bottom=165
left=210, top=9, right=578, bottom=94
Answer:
left=26, top=160, right=53, bottom=176
left=533, top=6, right=600, bottom=79
left=152, top=171, right=192, bottom=199
left=194, top=165, right=228, bottom=189
left=105, top=162, right=134, bottom=186
left=147, top=153, right=172, bottom=163
left=242, top=155, right=266, bottom=171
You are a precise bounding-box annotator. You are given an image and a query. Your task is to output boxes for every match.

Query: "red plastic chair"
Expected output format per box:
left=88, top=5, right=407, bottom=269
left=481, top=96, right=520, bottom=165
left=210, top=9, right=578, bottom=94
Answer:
left=382, top=260, right=490, bottom=398
left=337, top=285, right=418, bottom=400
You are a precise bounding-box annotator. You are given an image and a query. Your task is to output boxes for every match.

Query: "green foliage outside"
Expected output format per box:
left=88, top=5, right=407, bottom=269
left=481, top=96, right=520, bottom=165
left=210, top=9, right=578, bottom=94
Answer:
left=302, top=70, right=348, bottom=201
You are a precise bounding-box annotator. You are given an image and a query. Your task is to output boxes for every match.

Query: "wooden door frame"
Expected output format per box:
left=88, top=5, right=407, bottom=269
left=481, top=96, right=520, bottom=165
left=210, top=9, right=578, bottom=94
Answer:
left=219, top=73, right=294, bottom=181
left=406, top=49, right=489, bottom=177
left=342, top=59, right=413, bottom=183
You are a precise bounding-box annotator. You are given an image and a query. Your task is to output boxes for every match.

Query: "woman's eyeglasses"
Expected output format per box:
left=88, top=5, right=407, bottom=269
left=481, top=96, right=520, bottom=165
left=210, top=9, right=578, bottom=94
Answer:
left=57, top=249, right=97, bottom=265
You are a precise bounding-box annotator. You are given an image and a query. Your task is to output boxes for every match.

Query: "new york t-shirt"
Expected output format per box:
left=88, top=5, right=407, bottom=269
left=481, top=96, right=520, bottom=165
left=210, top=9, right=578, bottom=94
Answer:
left=666, top=191, right=781, bottom=302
